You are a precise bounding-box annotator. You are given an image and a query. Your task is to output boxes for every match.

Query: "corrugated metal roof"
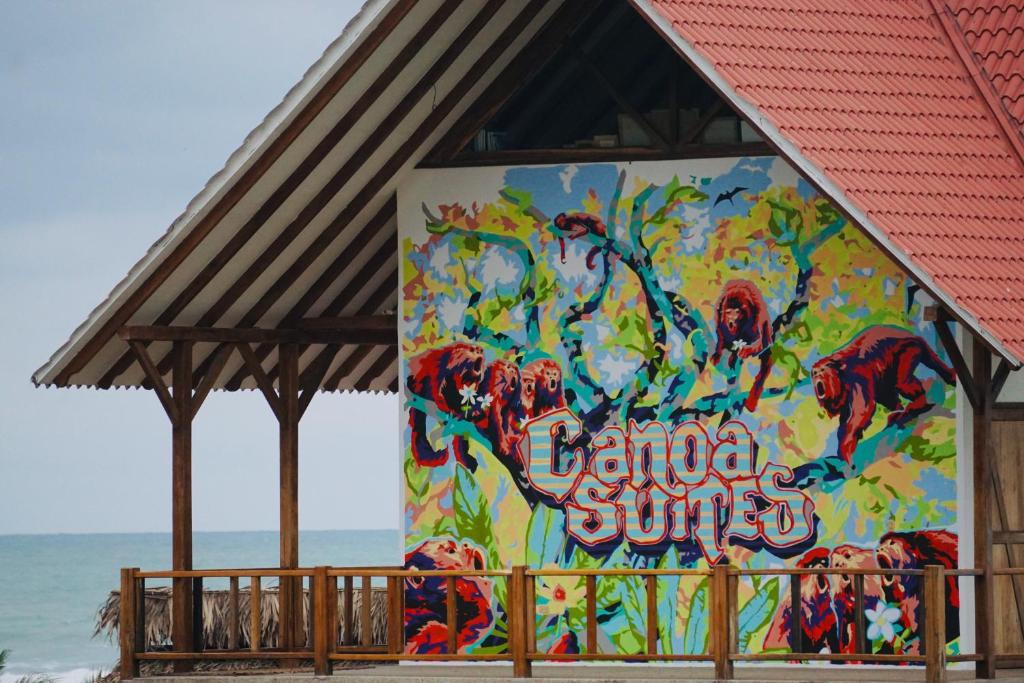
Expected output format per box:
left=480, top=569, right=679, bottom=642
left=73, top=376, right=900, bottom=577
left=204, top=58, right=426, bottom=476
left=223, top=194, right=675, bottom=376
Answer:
left=634, top=0, right=1024, bottom=366
left=32, top=0, right=563, bottom=393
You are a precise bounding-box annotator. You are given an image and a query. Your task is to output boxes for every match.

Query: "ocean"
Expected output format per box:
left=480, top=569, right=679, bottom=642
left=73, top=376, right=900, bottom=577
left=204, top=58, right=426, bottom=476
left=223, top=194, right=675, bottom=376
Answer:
left=0, top=530, right=400, bottom=682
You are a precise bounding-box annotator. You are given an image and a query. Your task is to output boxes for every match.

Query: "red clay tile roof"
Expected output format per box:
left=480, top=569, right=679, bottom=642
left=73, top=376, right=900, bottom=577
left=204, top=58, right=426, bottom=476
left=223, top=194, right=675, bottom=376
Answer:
left=634, top=0, right=1024, bottom=366
left=949, top=0, right=1024, bottom=133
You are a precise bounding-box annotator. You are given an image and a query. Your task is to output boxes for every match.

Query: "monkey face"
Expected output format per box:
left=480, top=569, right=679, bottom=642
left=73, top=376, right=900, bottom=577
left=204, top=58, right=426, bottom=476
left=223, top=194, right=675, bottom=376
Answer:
left=811, top=358, right=845, bottom=416
left=522, top=359, right=565, bottom=416
left=875, top=534, right=915, bottom=593
left=830, top=544, right=878, bottom=595
left=797, top=547, right=832, bottom=596
left=541, top=366, right=561, bottom=394
left=722, top=305, right=744, bottom=336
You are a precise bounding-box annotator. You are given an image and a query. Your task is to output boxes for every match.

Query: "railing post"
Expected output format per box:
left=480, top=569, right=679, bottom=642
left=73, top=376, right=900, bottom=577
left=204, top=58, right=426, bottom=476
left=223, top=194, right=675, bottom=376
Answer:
left=313, top=566, right=332, bottom=676
left=192, top=576, right=204, bottom=652
left=924, top=565, right=946, bottom=683
left=511, top=566, right=532, bottom=678
left=119, top=568, right=139, bottom=680
left=712, top=564, right=733, bottom=680
left=387, top=575, right=404, bottom=655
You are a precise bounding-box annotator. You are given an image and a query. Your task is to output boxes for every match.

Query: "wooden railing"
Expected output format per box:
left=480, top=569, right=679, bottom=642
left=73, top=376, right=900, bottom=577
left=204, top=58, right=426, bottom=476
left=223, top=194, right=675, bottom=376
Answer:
left=118, top=564, right=1024, bottom=681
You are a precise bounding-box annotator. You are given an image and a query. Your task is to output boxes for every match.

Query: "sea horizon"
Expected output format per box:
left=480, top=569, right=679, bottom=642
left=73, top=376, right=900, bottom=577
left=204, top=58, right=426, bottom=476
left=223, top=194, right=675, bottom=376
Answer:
left=0, top=529, right=401, bottom=682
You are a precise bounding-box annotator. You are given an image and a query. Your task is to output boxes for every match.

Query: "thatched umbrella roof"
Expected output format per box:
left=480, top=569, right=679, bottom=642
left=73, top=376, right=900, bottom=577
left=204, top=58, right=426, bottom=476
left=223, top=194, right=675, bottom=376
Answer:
left=96, top=586, right=389, bottom=650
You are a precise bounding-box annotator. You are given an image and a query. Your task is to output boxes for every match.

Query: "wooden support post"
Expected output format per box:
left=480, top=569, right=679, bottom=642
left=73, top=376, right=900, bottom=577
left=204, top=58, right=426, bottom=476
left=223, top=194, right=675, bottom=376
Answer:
left=645, top=575, right=657, bottom=654
left=278, top=343, right=302, bottom=652
left=790, top=573, right=802, bottom=654
left=249, top=577, right=261, bottom=651
left=586, top=575, right=597, bottom=654
left=343, top=576, right=354, bottom=645
left=119, top=568, right=139, bottom=680
left=313, top=566, right=332, bottom=676
left=387, top=576, right=404, bottom=654
left=228, top=577, right=240, bottom=651
left=510, top=566, right=532, bottom=678
left=924, top=565, right=946, bottom=683
left=446, top=575, right=458, bottom=654
left=170, top=341, right=194, bottom=672
left=973, top=341, right=996, bottom=679
left=712, top=564, right=732, bottom=680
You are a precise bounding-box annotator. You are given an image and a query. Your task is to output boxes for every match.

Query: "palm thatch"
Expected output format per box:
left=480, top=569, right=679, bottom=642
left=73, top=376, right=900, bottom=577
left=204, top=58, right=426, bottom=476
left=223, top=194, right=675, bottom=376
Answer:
left=96, top=585, right=389, bottom=650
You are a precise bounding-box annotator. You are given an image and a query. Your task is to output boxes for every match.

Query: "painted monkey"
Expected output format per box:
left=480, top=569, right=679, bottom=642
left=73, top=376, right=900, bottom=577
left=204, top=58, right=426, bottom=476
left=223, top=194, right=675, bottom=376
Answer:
left=404, top=539, right=493, bottom=654
left=553, top=212, right=607, bottom=270
left=875, top=530, right=959, bottom=648
left=712, top=279, right=774, bottom=412
left=476, top=359, right=526, bottom=461
left=406, top=342, right=486, bottom=469
left=764, top=547, right=840, bottom=654
left=521, top=358, right=566, bottom=419
left=811, top=326, right=955, bottom=465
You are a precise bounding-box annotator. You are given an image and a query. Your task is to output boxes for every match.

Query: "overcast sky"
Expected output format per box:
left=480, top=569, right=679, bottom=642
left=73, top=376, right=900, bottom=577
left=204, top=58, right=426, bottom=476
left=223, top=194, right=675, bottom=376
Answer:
left=0, top=0, right=403, bottom=535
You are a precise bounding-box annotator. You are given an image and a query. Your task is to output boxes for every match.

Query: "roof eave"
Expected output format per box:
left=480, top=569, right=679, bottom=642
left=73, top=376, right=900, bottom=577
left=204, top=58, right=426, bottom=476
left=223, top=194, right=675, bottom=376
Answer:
left=630, top=0, right=1023, bottom=370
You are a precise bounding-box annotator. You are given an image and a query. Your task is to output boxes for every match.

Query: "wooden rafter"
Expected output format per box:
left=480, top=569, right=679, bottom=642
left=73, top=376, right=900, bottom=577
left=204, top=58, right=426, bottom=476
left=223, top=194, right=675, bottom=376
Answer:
left=426, top=0, right=602, bottom=161
left=282, top=265, right=399, bottom=391
left=992, top=358, right=1011, bottom=403
left=225, top=233, right=398, bottom=389
left=190, top=343, right=234, bottom=419
left=127, top=340, right=178, bottom=424
left=933, top=317, right=978, bottom=409
left=427, top=143, right=774, bottom=168
left=572, top=47, right=670, bottom=150
left=297, top=347, right=338, bottom=418
left=326, top=345, right=374, bottom=391
left=354, top=346, right=398, bottom=392
left=198, top=200, right=395, bottom=391
left=119, top=322, right=395, bottom=346
left=55, top=0, right=418, bottom=387
left=298, top=314, right=396, bottom=331
left=236, top=343, right=283, bottom=421
left=680, top=100, right=726, bottom=146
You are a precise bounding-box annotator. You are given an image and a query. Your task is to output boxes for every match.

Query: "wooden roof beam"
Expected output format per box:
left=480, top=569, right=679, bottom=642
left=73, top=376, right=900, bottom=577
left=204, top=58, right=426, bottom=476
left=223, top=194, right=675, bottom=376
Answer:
left=119, top=317, right=396, bottom=346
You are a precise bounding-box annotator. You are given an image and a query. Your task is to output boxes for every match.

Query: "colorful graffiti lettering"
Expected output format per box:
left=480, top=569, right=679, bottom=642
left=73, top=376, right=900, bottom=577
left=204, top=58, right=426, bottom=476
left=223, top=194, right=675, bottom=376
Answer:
left=399, top=158, right=961, bottom=658
left=520, top=408, right=815, bottom=563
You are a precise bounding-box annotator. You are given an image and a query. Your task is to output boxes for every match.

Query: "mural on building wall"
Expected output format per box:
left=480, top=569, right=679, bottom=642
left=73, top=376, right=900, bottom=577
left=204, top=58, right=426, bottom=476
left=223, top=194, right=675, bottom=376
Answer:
left=398, top=158, right=961, bottom=659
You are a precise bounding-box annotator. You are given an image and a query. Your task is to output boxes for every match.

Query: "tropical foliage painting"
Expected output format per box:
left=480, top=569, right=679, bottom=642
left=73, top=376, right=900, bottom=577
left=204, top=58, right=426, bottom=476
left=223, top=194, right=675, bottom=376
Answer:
left=398, top=158, right=961, bottom=660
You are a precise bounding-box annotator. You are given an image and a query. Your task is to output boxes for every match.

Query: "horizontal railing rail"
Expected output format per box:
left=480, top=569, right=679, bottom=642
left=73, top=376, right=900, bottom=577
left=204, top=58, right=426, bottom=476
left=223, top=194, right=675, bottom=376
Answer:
left=117, top=564, right=1024, bottom=681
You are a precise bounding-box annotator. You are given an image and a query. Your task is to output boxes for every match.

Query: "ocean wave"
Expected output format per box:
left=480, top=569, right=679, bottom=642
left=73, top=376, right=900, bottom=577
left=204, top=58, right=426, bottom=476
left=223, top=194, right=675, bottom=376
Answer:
left=0, top=668, right=103, bottom=683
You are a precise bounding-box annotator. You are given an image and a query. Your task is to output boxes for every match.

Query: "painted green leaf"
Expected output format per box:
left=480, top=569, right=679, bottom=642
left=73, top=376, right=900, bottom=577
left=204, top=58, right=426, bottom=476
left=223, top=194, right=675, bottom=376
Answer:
left=453, top=465, right=501, bottom=570
left=681, top=578, right=710, bottom=655
left=525, top=504, right=565, bottom=567
left=404, top=457, right=431, bottom=506
left=737, top=577, right=779, bottom=652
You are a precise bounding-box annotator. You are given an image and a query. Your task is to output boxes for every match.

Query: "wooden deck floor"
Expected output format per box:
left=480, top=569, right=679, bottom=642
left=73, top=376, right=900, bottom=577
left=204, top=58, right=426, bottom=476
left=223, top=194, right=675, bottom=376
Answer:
left=145, top=664, right=1024, bottom=683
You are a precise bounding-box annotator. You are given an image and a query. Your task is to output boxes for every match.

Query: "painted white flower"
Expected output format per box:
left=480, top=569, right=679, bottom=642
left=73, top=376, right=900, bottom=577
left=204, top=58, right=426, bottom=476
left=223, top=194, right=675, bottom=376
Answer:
left=865, top=600, right=902, bottom=643
left=459, top=385, right=478, bottom=405
left=478, top=394, right=494, bottom=410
